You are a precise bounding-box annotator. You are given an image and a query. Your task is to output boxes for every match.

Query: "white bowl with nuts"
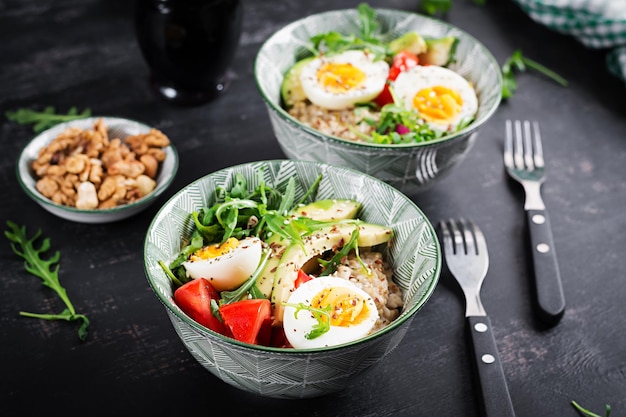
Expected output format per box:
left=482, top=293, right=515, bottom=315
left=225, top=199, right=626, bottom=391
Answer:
left=17, top=117, right=179, bottom=223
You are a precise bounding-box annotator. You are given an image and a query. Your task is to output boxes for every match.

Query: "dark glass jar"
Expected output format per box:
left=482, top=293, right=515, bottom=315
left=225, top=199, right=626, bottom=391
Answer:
left=134, top=0, right=243, bottom=105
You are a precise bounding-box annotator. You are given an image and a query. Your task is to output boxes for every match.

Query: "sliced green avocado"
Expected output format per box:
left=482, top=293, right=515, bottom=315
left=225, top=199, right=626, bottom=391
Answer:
left=255, top=233, right=289, bottom=298
left=419, top=36, right=459, bottom=66
left=388, top=31, right=427, bottom=55
left=291, top=199, right=362, bottom=222
left=257, top=200, right=361, bottom=297
left=280, top=56, right=314, bottom=108
left=270, top=222, right=393, bottom=324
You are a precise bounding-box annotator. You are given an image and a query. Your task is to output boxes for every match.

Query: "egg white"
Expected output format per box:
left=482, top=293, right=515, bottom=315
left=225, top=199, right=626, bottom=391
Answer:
left=299, top=50, right=389, bottom=110
left=283, top=276, right=379, bottom=349
left=182, top=236, right=263, bottom=292
left=393, top=65, right=478, bottom=131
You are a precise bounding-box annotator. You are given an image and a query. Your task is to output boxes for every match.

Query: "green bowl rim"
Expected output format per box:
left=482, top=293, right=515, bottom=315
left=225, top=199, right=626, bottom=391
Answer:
left=254, top=7, right=503, bottom=149
left=143, top=159, right=442, bottom=354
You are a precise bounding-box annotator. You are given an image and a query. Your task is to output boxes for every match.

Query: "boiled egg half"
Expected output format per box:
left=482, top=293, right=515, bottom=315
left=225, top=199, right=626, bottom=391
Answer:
left=182, top=236, right=263, bottom=292
left=299, top=50, right=389, bottom=110
left=393, top=65, right=478, bottom=132
left=283, top=276, right=379, bottom=349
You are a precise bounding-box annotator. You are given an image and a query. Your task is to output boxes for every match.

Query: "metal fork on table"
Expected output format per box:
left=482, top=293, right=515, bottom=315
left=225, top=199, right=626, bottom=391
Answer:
left=439, top=219, right=516, bottom=417
left=504, top=120, right=565, bottom=325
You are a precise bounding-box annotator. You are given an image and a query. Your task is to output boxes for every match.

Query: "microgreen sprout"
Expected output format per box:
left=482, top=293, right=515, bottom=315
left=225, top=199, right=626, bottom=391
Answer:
left=283, top=302, right=332, bottom=340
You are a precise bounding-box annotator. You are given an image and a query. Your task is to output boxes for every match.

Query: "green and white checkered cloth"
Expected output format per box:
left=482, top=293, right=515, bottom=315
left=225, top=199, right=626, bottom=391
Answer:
left=512, top=0, right=626, bottom=84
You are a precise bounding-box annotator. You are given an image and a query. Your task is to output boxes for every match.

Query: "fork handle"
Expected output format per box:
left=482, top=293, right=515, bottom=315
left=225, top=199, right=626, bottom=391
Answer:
left=526, top=209, right=565, bottom=325
left=467, top=315, right=517, bottom=417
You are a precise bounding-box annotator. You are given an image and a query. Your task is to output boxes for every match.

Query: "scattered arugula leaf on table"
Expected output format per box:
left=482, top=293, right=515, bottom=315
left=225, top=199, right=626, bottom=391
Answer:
left=5, top=106, right=92, bottom=133
left=419, top=0, right=485, bottom=15
left=501, top=49, right=568, bottom=99
left=572, top=401, right=612, bottom=417
left=5, top=221, right=90, bottom=341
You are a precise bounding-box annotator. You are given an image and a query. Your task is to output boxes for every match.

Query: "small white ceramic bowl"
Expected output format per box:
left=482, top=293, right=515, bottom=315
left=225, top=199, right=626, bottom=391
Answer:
left=17, top=116, right=179, bottom=224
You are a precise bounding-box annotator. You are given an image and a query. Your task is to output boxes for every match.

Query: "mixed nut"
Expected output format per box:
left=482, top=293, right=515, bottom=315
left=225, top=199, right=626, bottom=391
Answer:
left=31, top=119, right=170, bottom=210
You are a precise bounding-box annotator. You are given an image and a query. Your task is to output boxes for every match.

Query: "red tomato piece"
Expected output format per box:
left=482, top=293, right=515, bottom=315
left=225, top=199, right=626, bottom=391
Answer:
left=294, top=269, right=313, bottom=289
left=174, top=278, right=228, bottom=335
left=270, top=326, right=292, bottom=348
left=219, top=299, right=272, bottom=345
left=374, top=50, right=420, bottom=107
left=391, top=51, right=419, bottom=78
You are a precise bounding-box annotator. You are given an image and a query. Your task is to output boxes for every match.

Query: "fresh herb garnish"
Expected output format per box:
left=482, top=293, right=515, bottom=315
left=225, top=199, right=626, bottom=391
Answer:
left=419, top=0, right=485, bottom=15
left=419, top=0, right=453, bottom=15
left=5, top=106, right=92, bottom=133
left=357, top=103, right=445, bottom=144
left=308, top=3, right=389, bottom=60
left=318, top=226, right=367, bottom=275
left=4, top=221, right=90, bottom=341
left=284, top=302, right=332, bottom=339
left=218, top=249, right=272, bottom=305
left=572, top=401, right=612, bottom=417
left=501, top=50, right=568, bottom=99
left=166, top=170, right=325, bottom=287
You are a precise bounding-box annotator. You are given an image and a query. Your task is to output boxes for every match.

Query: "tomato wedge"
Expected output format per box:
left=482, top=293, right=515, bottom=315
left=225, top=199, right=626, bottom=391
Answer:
left=294, top=269, right=313, bottom=289
left=374, top=50, right=420, bottom=107
left=174, top=278, right=228, bottom=335
left=219, top=299, right=272, bottom=345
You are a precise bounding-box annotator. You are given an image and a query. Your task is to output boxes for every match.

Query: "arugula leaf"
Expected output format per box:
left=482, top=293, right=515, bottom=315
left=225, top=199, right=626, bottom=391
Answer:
left=419, top=0, right=453, bottom=15
left=501, top=49, right=568, bottom=99
left=5, top=106, right=92, bottom=133
left=353, top=101, right=447, bottom=145
left=4, top=221, right=90, bottom=341
left=357, top=2, right=379, bottom=41
left=219, top=249, right=272, bottom=305
left=572, top=401, right=612, bottom=417
left=167, top=170, right=325, bottom=285
left=295, top=174, right=323, bottom=206
left=419, top=0, right=485, bottom=15
left=308, top=3, right=389, bottom=60
left=283, top=302, right=332, bottom=340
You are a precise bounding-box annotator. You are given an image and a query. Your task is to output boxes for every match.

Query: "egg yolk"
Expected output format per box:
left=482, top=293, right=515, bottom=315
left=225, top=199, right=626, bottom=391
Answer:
left=317, top=62, right=366, bottom=94
left=190, top=237, right=239, bottom=261
left=413, top=86, right=463, bottom=123
left=311, top=287, right=371, bottom=327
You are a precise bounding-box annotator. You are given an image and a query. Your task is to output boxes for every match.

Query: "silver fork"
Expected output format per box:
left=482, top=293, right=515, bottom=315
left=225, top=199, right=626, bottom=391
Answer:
left=504, top=120, right=565, bottom=325
left=440, top=219, right=516, bottom=417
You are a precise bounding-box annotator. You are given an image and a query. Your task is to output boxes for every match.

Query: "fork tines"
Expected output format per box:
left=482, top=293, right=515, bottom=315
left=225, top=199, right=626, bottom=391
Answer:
left=505, top=120, right=545, bottom=172
left=440, top=219, right=486, bottom=256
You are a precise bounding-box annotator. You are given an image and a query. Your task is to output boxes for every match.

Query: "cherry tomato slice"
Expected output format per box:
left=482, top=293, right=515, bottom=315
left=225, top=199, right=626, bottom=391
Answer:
left=294, top=269, right=313, bottom=289
left=219, top=299, right=272, bottom=345
left=374, top=50, right=420, bottom=107
left=174, top=278, right=228, bottom=335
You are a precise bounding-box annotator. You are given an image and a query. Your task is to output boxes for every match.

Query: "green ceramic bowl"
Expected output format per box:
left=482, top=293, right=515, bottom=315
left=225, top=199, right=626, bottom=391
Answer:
left=143, top=160, right=440, bottom=399
left=254, top=8, right=502, bottom=195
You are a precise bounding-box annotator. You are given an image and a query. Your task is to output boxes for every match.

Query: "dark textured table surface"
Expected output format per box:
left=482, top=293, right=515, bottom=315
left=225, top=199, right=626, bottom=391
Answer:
left=1, top=1, right=625, bottom=416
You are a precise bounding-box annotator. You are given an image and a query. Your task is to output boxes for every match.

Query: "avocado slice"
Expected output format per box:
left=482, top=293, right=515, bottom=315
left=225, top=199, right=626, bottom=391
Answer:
left=388, top=31, right=427, bottom=56
left=255, top=234, right=289, bottom=298
left=291, top=199, right=361, bottom=222
left=257, top=200, right=362, bottom=297
left=419, top=36, right=459, bottom=66
left=280, top=56, right=314, bottom=108
left=270, top=222, right=393, bottom=324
